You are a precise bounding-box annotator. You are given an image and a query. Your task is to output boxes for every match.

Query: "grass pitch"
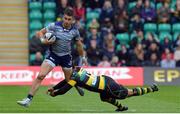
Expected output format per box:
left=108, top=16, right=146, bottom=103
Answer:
left=0, top=85, right=180, bottom=113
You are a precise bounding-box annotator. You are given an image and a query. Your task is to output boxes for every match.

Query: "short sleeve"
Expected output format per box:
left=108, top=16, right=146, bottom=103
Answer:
left=74, top=29, right=81, bottom=41
left=45, top=23, right=55, bottom=32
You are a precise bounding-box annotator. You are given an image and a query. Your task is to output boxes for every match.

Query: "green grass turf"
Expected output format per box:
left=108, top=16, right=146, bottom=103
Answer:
left=0, top=85, right=180, bottom=113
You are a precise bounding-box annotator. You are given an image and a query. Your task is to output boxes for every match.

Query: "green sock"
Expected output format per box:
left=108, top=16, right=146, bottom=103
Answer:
left=108, top=98, right=122, bottom=109
left=133, top=87, right=153, bottom=96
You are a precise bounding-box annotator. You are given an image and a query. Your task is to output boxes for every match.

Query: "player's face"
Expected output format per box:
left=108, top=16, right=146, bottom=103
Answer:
left=63, top=14, right=73, bottom=28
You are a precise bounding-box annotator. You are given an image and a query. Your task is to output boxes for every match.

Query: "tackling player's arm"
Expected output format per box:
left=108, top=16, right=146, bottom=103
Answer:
left=49, top=79, right=77, bottom=96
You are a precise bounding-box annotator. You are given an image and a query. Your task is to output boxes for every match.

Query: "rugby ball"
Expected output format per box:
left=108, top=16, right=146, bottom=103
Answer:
left=44, top=32, right=56, bottom=44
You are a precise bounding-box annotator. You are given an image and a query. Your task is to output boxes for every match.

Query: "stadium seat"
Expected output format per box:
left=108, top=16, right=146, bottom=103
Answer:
left=171, top=0, right=176, bottom=10
left=116, top=33, right=129, bottom=44
left=172, top=23, right=180, bottom=33
left=44, top=20, right=54, bottom=27
left=44, top=10, right=56, bottom=21
left=158, top=24, right=171, bottom=33
left=43, top=2, right=56, bottom=11
left=173, top=32, right=180, bottom=41
left=144, top=23, right=157, bottom=33
left=29, top=30, right=37, bottom=39
left=29, top=10, right=42, bottom=20
left=30, top=54, right=36, bottom=61
left=86, top=11, right=100, bottom=22
left=30, top=53, right=43, bottom=62
left=116, top=44, right=129, bottom=51
left=159, top=32, right=172, bottom=42
left=29, top=20, right=43, bottom=31
left=29, top=2, right=42, bottom=10
left=156, top=3, right=162, bottom=9
left=145, top=32, right=158, bottom=39
left=44, top=10, right=55, bottom=21
left=150, top=2, right=155, bottom=8
left=128, top=2, right=136, bottom=11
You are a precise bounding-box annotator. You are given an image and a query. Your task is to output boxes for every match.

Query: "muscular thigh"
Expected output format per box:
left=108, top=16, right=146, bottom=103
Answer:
left=62, top=67, right=73, bottom=81
left=39, top=60, right=54, bottom=77
left=105, top=76, right=128, bottom=99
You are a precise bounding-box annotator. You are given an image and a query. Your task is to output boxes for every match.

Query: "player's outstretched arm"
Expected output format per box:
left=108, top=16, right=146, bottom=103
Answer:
left=47, top=80, right=77, bottom=97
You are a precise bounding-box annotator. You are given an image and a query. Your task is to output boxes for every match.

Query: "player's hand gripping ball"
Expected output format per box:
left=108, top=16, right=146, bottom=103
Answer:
left=44, top=32, right=56, bottom=44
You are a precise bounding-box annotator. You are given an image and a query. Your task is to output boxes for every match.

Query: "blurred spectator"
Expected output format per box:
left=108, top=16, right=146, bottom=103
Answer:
left=171, top=0, right=180, bottom=23
left=86, top=0, right=104, bottom=11
left=29, top=35, right=47, bottom=54
left=116, top=44, right=130, bottom=66
left=75, top=19, right=86, bottom=38
left=156, top=0, right=170, bottom=3
left=98, top=55, right=111, bottom=67
left=130, top=43, right=145, bottom=66
left=111, top=55, right=121, bottom=67
left=174, top=45, right=180, bottom=67
left=88, top=18, right=100, bottom=30
left=130, top=30, right=145, bottom=49
left=30, top=51, right=43, bottom=66
left=102, top=32, right=116, bottom=60
left=130, top=0, right=143, bottom=17
left=73, top=0, right=85, bottom=22
left=160, top=53, right=176, bottom=68
left=141, top=0, right=156, bottom=22
left=113, top=0, right=127, bottom=18
left=157, top=2, right=170, bottom=23
left=161, top=48, right=174, bottom=60
left=87, top=40, right=102, bottom=66
left=131, top=13, right=144, bottom=31
left=145, top=53, right=160, bottom=66
left=144, top=32, right=159, bottom=50
left=86, top=27, right=102, bottom=49
left=100, top=18, right=114, bottom=37
left=113, top=10, right=129, bottom=34
left=56, top=0, right=69, bottom=20
left=145, top=42, right=160, bottom=61
left=174, top=34, right=180, bottom=48
left=160, top=37, right=173, bottom=52
left=99, top=0, right=114, bottom=25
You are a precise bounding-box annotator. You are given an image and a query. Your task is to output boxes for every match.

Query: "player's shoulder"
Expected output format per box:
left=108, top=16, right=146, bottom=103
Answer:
left=71, top=23, right=79, bottom=31
left=54, top=21, right=63, bottom=26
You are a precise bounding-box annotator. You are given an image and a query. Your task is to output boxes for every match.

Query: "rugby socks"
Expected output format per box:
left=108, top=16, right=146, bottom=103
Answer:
left=132, top=87, right=153, bottom=96
left=27, top=94, right=33, bottom=100
left=108, top=98, right=122, bottom=109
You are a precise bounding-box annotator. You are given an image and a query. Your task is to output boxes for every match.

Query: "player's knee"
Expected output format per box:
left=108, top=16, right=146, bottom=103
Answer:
left=118, top=89, right=128, bottom=99
left=65, top=78, right=70, bottom=82
left=37, top=73, right=46, bottom=80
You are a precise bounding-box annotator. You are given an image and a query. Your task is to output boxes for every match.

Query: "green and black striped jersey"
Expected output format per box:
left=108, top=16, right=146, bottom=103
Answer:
left=69, top=68, right=107, bottom=92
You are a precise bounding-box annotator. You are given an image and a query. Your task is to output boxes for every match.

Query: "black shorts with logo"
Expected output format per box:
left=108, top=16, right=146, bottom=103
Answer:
left=46, top=52, right=72, bottom=68
left=101, top=76, right=128, bottom=99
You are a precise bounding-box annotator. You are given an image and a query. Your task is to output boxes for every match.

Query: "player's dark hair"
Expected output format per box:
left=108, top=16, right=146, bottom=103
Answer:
left=64, top=7, right=74, bottom=17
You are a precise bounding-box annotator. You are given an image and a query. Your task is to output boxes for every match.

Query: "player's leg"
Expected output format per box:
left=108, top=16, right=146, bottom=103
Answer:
left=126, top=83, right=159, bottom=97
left=100, top=92, right=128, bottom=111
left=17, top=58, right=55, bottom=107
left=104, top=75, right=158, bottom=99
left=61, top=54, right=84, bottom=96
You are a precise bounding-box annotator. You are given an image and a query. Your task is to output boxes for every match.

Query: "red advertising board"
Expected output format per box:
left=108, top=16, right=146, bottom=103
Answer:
left=0, top=66, right=143, bottom=86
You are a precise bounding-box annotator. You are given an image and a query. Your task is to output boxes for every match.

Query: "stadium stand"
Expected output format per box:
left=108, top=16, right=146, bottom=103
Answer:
left=0, top=0, right=28, bottom=65
left=28, top=0, right=180, bottom=67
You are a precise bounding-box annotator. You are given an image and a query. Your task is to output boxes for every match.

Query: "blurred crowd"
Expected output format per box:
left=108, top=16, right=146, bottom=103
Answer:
left=29, top=0, right=180, bottom=68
